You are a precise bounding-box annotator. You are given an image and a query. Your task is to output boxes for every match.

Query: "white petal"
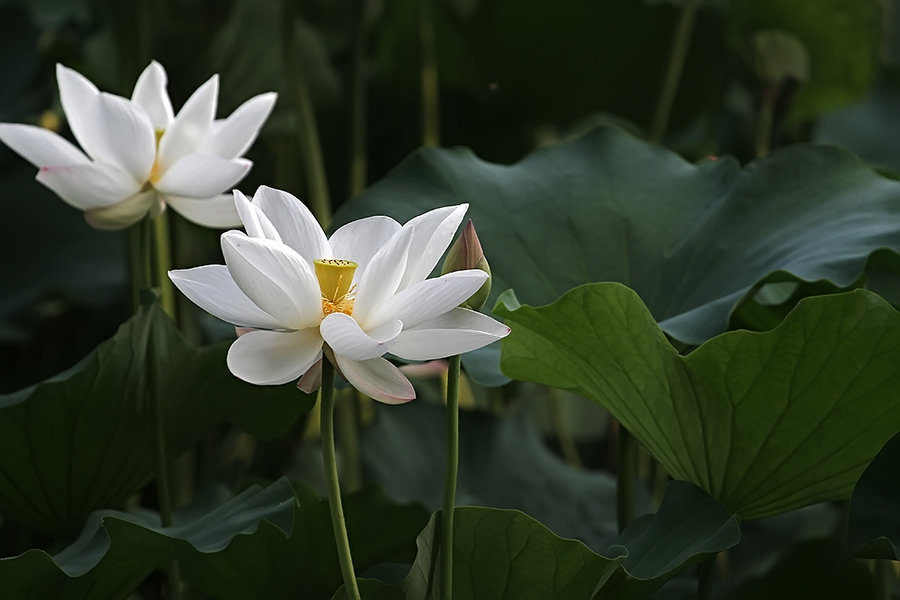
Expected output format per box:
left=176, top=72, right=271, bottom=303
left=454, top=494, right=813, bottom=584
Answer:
left=334, top=354, right=415, bottom=404
left=84, top=189, right=160, bottom=230
left=253, top=185, right=331, bottom=261
left=131, top=60, right=174, bottom=130
left=227, top=328, right=323, bottom=385
left=297, top=359, right=322, bottom=393
left=0, top=123, right=90, bottom=167
left=320, top=313, right=402, bottom=361
left=390, top=308, right=510, bottom=360
left=367, top=270, right=488, bottom=331
left=56, top=64, right=105, bottom=161
left=168, top=264, right=284, bottom=329
left=200, top=92, right=276, bottom=158
left=398, top=204, right=468, bottom=290
left=36, top=162, right=141, bottom=210
left=154, top=154, right=250, bottom=197
left=165, top=194, right=243, bottom=228
left=329, top=215, right=402, bottom=274
left=92, top=92, right=156, bottom=181
left=233, top=189, right=281, bottom=240
left=351, top=225, right=413, bottom=328
left=221, top=231, right=322, bottom=329
left=156, top=74, right=218, bottom=170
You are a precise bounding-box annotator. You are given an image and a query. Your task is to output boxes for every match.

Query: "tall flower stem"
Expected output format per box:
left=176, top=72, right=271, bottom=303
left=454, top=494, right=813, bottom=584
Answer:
left=419, top=0, right=440, bottom=146
left=137, top=219, right=181, bottom=600
left=441, top=354, right=461, bottom=600
left=349, top=0, right=369, bottom=196
left=755, top=86, right=777, bottom=158
left=616, top=424, right=637, bottom=533
left=649, top=0, right=700, bottom=144
left=281, top=0, right=332, bottom=228
left=152, top=211, right=176, bottom=319
left=320, top=359, right=361, bottom=600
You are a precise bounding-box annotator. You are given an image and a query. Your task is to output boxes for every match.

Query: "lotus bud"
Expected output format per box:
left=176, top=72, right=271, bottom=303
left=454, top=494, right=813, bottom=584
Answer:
left=441, top=219, right=492, bottom=310
left=750, top=29, right=809, bottom=86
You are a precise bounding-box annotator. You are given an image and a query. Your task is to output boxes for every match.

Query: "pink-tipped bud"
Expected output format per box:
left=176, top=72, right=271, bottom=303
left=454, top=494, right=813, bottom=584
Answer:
left=441, top=219, right=492, bottom=310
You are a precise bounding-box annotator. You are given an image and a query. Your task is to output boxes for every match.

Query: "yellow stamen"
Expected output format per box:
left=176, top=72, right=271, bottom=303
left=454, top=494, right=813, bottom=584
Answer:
left=314, top=259, right=358, bottom=316
left=148, top=129, right=165, bottom=184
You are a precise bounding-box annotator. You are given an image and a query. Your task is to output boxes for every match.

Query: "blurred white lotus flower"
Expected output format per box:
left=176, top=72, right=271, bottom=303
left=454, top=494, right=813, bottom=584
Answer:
left=0, top=61, right=276, bottom=230
left=169, top=186, right=509, bottom=403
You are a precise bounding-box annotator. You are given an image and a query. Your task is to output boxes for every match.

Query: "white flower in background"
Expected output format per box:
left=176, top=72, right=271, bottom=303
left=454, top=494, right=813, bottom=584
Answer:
left=0, top=61, right=276, bottom=230
left=169, top=186, right=510, bottom=403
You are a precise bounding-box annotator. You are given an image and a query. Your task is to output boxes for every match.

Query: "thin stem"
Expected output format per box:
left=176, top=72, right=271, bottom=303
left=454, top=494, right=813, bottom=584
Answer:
left=755, top=86, right=777, bottom=158
left=649, top=0, right=700, bottom=144
left=152, top=211, right=176, bottom=319
left=616, top=423, right=637, bottom=533
left=548, top=387, right=582, bottom=468
left=419, top=0, right=440, bottom=146
left=336, top=388, right=362, bottom=493
left=441, top=355, right=461, bottom=600
left=349, top=0, right=368, bottom=196
left=281, top=0, right=332, bottom=228
left=697, top=554, right=716, bottom=600
left=146, top=299, right=181, bottom=600
left=321, top=359, right=361, bottom=600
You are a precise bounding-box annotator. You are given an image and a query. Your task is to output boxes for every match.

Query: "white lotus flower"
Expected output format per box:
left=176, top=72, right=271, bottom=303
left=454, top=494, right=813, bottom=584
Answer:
left=169, top=186, right=510, bottom=403
left=0, top=61, right=276, bottom=230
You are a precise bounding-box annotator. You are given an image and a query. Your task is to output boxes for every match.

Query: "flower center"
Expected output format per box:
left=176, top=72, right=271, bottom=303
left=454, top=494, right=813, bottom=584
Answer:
left=148, top=129, right=165, bottom=185
left=314, top=259, right=358, bottom=316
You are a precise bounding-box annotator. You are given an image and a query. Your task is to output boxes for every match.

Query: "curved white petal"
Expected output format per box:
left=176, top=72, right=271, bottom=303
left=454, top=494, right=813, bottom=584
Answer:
left=56, top=64, right=105, bottom=161
left=367, top=269, right=488, bottom=331
left=390, top=308, right=510, bottom=360
left=320, top=313, right=402, bottom=361
left=156, top=74, right=218, bottom=170
left=131, top=60, right=174, bottom=130
left=168, top=265, right=284, bottom=330
left=0, top=123, right=90, bottom=167
left=227, top=328, right=323, bottom=385
left=165, top=193, right=243, bottom=228
left=200, top=92, right=276, bottom=158
left=154, top=154, right=250, bottom=197
left=329, top=215, right=402, bottom=275
left=253, top=185, right=331, bottom=261
left=351, top=226, right=413, bottom=328
left=93, top=92, right=156, bottom=181
left=234, top=189, right=281, bottom=240
left=221, top=231, right=322, bottom=329
left=334, top=354, right=415, bottom=404
left=84, top=189, right=160, bottom=230
left=37, top=162, right=141, bottom=210
left=398, top=204, right=468, bottom=290
left=297, top=359, right=322, bottom=393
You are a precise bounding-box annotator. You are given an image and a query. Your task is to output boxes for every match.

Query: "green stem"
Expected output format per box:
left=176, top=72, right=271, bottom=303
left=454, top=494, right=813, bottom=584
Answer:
left=874, top=559, right=895, bottom=600
left=152, top=211, right=176, bottom=319
left=441, top=354, right=461, bottom=600
left=697, top=555, right=716, bottom=600
left=419, top=0, right=440, bottom=146
left=336, top=389, right=362, bottom=493
left=616, top=423, right=637, bottom=533
left=755, top=86, right=777, bottom=158
left=321, top=359, right=361, bottom=600
left=649, top=0, right=700, bottom=144
left=548, top=387, right=582, bottom=468
left=281, top=0, right=332, bottom=228
left=128, top=219, right=153, bottom=310
left=349, top=0, right=368, bottom=196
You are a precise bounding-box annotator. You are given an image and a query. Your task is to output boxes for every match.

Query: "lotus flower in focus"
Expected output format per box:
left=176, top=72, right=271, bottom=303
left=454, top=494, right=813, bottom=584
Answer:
left=0, top=61, right=276, bottom=230
left=169, top=186, right=510, bottom=403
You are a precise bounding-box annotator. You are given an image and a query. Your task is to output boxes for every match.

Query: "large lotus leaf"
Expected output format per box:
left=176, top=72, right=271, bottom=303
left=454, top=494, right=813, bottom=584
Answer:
left=495, top=284, right=900, bottom=520
left=0, top=478, right=296, bottom=599
left=340, top=481, right=739, bottom=600
left=728, top=0, right=881, bottom=121
left=179, top=485, right=430, bottom=600
left=0, top=301, right=314, bottom=537
left=333, top=126, right=900, bottom=346
left=362, top=401, right=622, bottom=552
left=848, top=431, right=900, bottom=560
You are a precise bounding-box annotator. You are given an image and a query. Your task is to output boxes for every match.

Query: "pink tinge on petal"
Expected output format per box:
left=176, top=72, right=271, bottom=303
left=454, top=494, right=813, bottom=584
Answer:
left=235, top=326, right=256, bottom=337
left=398, top=360, right=449, bottom=378
left=297, top=359, right=323, bottom=394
